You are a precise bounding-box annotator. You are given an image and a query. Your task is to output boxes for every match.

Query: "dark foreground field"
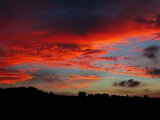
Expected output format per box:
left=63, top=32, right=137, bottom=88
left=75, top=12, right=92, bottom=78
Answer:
left=0, top=87, right=160, bottom=117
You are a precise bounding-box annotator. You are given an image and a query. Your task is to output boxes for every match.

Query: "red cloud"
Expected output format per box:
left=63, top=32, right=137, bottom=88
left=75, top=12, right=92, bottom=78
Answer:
left=0, top=69, right=33, bottom=84
left=0, top=44, right=108, bottom=69
left=1, top=0, right=160, bottom=86
left=104, top=63, right=159, bottom=78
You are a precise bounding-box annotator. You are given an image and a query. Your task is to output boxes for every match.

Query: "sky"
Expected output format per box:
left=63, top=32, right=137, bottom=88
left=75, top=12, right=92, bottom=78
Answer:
left=1, top=0, right=160, bottom=97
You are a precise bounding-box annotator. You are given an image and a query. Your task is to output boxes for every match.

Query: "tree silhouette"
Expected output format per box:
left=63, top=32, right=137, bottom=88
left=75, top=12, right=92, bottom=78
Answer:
left=78, top=91, right=86, bottom=97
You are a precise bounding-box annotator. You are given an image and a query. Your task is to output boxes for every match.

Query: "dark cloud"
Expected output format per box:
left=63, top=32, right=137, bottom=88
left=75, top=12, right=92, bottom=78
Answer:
left=83, top=49, right=103, bottom=55
left=56, top=44, right=80, bottom=50
left=143, top=45, right=160, bottom=62
left=135, top=12, right=160, bottom=27
left=113, top=79, right=141, bottom=88
left=135, top=17, right=154, bottom=24
left=147, top=68, right=160, bottom=76
left=39, top=0, right=160, bottom=35
left=0, top=48, right=6, bottom=57
left=31, top=69, right=61, bottom=83
left=1, top=0, right=160, bottom=36
left=98, top=56, right=117, bottom=62
left=156, top=14, right=160, bottom=26
left=142, top=45, right=160, bottom=77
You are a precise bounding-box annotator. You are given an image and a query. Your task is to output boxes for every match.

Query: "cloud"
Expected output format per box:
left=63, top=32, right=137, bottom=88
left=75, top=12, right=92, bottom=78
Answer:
left=143, top=45, right=160, bottom=60
left=141, top=45, right=160, bottom=77
left=155, top=14, right=160, bottom=26
left=1, top=0, right=160, bottom=47
left=1, top=43, right=158, bottom=82
left=147, top=68, right=160, bottom=76
left=67, top=75, right=102, bottom=82
left=144, top=88, right=152, bottom=93
left=56, top=44, right=80, bottom=50
left=113, top=79, right=141, bottom=88
left=104, top=63, right=152, bottom=78
left=0, top=43, right=108, bottom=69
left=1, top=0, right=160, bottom=88
left=82, top=49, right=105, bottom=55
left=0, top=69, right=33, bottom=84
left=135, top=17, right=154, bottom=25
left=97, top=56, right=117, bottom=62
left=135, top=11, right=160, bottom=27
left=40, top=0, right=160, bottom=36
left=28, top=68, right=62, bottom=84
left=46, top=75, right=103, bottom=89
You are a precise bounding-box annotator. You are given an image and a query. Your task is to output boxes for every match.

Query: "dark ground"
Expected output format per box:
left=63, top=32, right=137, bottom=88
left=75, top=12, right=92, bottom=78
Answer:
left=0, top=87, right=160, bottom=118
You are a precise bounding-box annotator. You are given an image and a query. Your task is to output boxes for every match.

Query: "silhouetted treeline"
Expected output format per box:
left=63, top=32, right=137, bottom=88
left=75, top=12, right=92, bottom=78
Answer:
left=0, top=87, right=160, bottom=114
left=0, top=87, right=150, bottom=99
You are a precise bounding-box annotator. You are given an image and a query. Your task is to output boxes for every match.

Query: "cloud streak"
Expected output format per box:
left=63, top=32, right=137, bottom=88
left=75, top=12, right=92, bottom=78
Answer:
left=0, top=69, right=33, bottom=84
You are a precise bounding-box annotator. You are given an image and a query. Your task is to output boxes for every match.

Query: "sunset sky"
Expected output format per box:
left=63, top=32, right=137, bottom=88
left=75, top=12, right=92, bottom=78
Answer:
left=1, top=0, right=160, bottom=96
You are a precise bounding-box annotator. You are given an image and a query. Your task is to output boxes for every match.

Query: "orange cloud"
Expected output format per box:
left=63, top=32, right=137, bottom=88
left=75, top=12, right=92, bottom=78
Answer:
left=68, top=75, right=102, bottom=82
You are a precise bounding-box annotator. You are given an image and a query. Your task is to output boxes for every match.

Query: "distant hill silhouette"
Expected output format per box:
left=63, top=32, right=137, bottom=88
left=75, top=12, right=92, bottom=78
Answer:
left=0, top=87, right=54, bottom=97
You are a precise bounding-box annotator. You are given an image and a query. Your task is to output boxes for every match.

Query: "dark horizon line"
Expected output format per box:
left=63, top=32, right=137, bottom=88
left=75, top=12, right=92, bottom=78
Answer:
left=0, top=86, right=159, bottom=99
